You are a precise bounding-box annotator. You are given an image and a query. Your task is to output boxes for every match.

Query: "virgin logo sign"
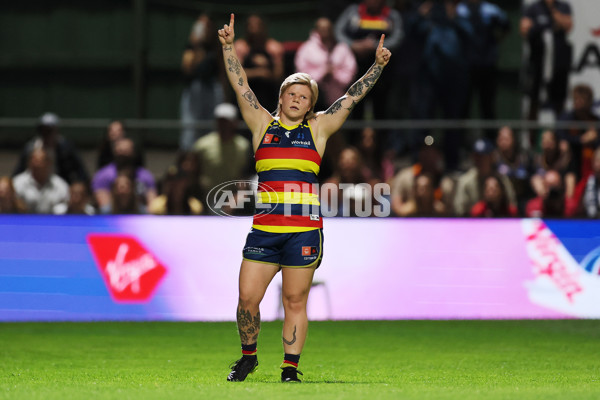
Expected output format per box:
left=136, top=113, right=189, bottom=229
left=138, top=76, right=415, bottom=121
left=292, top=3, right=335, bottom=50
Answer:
left=523, top=220, right=583, bottom=303
left=87, top=234, right=167, bottom=303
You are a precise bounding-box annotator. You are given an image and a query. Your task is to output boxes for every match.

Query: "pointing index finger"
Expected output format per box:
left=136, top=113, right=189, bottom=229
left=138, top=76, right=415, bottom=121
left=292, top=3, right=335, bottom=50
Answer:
left=230, top=13, right=235, bottom=30
left=378, top=34, right=385, bottom=50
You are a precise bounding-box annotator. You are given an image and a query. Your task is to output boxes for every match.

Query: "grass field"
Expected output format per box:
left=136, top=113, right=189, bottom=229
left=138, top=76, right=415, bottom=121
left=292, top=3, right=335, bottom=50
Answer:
left=1, top=320, right=599, bottom=400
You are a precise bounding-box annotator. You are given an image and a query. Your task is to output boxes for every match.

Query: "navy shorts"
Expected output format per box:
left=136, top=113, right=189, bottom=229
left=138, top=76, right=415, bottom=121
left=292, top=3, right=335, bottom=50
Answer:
left=242, top=228, right=324, bottom=268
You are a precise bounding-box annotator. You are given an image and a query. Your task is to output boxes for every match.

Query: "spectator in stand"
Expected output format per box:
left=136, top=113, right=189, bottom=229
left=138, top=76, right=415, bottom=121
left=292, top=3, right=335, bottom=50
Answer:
left=53, top=181, right=95, bottom=215
left=457, top=0, right=509, bottom=140
left=92, top=138, right=156, bottom=214
left=583, top=148, right=600, bottom=218
left=410, top=0, right=473, bottom=171
left=180, top=13, right=225, bottom=150
left=107, top=173, right=145, bottom=215
left=453, top=138, right=516, bottom=216
left=234, top=14, right=285, bottom=113
left=356, top=126, right=395, bottom=183
left=0, top=176, right=26, bottom=214
left=400, top=172, right=447, bottom=216
left=295, top=17, right=357, bottom=112
left=13, top=112, right=89, bottom=185
left=493, top=126, right=532, bottom=212
left=96, top=120, right=145, bottom=170
left=525, top=169, right=578, bottom=217
left=97, top=120, right=126, bottom=169
left=322, top=146, right=376, bottom=217
left=150, top=151, right=205, bottom=216
left=521, top=0, right=573, bottom=122
left=470, top=174, right=518, bottom=217
left=530, top=129, right=573, bottom=198
left=193, top=103, right=252, bottom=200
left=149, top=171, right=204, bottom=216
left=557, top=84, right=600, bottom=183
left=12, top=148, right=69, bottom=214
left=161, top=150, right=202, bottom=191
left=390, top=141, right=453, bottom=216
left=335, top=0, right=403, bottom=121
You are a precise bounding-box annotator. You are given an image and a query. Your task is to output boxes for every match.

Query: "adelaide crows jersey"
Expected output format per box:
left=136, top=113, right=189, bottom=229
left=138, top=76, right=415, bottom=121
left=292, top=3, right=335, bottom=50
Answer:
left=253, top=119, right=322, bottom=233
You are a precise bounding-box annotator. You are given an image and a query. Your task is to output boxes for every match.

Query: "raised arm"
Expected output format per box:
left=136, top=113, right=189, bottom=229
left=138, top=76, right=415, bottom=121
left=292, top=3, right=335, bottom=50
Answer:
left=218, top=13, right=271, bottom=137
left=313, top=34, right=391, bottom=140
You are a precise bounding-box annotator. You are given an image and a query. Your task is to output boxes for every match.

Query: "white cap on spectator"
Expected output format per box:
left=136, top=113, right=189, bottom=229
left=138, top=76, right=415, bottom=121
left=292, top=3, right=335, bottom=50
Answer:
left=473, top=138, right=494, bottom=154
left=214, top=103, right=238, bottom=121
left=38, top=112, right=60, bottom=127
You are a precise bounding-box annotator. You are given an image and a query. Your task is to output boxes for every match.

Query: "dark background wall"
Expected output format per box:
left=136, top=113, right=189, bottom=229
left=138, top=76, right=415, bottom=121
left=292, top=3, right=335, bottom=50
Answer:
left=0, top=0, right=524, bottom=148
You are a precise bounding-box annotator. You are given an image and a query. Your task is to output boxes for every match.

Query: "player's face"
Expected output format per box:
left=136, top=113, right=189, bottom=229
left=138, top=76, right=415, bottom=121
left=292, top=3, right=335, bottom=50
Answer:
left=280, top=84, right=312, bottom=120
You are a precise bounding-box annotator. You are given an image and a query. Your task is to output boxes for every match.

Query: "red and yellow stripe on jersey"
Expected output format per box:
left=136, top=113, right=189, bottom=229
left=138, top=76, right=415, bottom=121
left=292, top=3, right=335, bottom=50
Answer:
left=253, top=119, right=322, bottom=233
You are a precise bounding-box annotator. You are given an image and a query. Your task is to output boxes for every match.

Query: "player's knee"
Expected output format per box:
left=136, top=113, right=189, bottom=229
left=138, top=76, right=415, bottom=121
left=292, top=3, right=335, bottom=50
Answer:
left=282, top=292, right=307, bottom=314
left=238, top=292, right=260, bottom=310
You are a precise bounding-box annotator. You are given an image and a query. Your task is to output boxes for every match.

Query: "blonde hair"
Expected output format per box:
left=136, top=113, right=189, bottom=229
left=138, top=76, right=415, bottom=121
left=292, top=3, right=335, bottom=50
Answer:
left=276, top=73, right=319, bottom=120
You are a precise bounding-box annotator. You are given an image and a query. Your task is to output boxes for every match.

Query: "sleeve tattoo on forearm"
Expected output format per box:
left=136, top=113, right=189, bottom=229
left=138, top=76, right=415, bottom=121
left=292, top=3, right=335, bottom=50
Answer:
left=347, top=81, right=364, bottom=97
left=347, top=66, right=383, bottom=98
left=227, top=56, right=242, bottom=76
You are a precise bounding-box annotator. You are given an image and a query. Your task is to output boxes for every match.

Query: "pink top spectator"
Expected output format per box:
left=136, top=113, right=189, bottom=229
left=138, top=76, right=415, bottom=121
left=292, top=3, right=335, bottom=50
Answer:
left=295, top=19, right=357, bottom=106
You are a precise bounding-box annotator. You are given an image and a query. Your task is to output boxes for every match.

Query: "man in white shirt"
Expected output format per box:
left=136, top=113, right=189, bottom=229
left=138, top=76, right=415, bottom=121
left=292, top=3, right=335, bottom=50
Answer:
left=193, top=103, right=252, bottom=194
left=13, top=148, right=69, bottom=214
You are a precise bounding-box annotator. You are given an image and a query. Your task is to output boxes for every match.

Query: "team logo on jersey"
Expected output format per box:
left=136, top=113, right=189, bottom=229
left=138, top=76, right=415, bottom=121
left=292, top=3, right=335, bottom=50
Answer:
left=285, top=131, right=290, bottom=138
left=263, top=133, right=281, bottom=144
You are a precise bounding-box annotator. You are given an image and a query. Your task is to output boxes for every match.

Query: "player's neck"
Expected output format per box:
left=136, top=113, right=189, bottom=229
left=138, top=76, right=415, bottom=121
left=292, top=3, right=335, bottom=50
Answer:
left=279, top=114, right=303, bottom=127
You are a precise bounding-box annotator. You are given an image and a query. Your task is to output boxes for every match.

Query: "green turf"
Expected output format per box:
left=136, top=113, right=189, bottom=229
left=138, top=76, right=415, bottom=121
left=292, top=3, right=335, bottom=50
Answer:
left=1, top=320, right=599, bottom=399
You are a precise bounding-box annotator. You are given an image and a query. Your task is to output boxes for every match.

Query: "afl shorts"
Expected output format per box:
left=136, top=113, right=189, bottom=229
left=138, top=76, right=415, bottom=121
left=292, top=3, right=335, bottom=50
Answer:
left=242, top=228, right=324, bottom=268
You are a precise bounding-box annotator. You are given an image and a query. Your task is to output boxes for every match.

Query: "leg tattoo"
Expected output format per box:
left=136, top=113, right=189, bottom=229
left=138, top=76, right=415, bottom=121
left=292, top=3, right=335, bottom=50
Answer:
left=237, top=306, right=260, bottom=344
left=282, top=325, right=297, bottom=346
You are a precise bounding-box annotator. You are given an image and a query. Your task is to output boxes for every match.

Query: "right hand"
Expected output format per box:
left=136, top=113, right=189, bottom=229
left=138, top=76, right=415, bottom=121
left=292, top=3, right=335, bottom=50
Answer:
left=218, top=13, right=235, bottom=46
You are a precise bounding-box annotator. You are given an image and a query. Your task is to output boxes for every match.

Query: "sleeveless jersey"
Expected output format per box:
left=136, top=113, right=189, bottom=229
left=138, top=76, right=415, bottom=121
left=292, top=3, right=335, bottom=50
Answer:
left=253, top=119, right=322, bottom=233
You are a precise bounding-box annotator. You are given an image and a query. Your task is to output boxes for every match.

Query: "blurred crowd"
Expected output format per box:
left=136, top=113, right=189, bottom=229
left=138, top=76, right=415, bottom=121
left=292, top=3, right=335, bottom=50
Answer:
left=2, top=0, right=599, bottom=219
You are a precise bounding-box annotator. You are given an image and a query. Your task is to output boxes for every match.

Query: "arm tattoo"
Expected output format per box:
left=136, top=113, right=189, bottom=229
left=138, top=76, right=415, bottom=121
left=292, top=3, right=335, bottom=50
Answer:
left=347, top=81, right=363, bottom=97
left=237, top=77, right=244, bottom=86
left=282, top=325, right=297, bottom=345
left=325, top=98, right=344, bottom=115
left=346, top=100, right=358, bottom=112
left=242, top=90, right=260, bottom=109
left=223, top=46, right=233, bottom=51
left=237, top=306, right=261, bottom=344
left=347, top=65, right=383, bottom=99
left=227, top=56, right=241, bottom=76
left=362, top=66, right=382, bottom=90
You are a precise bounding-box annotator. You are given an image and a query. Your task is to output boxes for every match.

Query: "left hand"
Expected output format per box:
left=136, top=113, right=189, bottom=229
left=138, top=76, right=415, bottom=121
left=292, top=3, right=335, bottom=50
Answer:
left=375, top=34, right=392, bottom=67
